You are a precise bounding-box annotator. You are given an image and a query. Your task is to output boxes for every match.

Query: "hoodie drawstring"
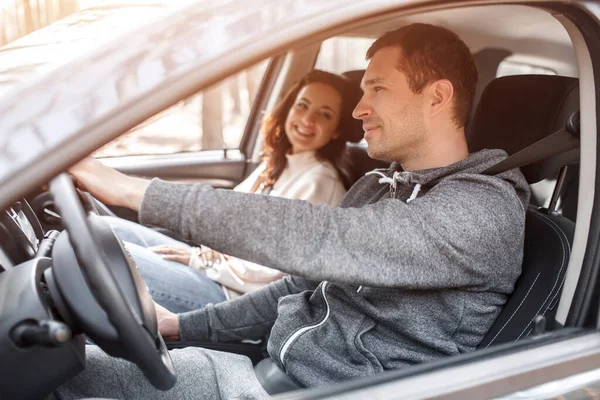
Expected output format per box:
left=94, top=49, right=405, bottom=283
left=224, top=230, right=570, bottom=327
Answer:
left=407, top=184, right=422, bottom=203
left=365, top=170, right=400, bottom=197
left=365, top=170, right=422, bottom=203
left=365, top=170, right=397, bottom=186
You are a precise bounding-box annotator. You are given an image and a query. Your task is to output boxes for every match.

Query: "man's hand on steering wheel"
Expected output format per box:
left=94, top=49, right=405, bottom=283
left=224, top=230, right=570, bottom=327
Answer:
left=69, top=157, right=150, bottom=211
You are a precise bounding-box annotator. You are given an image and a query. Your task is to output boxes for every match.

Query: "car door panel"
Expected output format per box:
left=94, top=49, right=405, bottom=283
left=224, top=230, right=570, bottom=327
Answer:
left=99, top=149, right=248, bottom=189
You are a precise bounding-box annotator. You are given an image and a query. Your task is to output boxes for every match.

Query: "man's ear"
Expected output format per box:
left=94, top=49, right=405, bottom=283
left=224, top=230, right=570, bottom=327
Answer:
left=428, top=79, right=454, bottom=119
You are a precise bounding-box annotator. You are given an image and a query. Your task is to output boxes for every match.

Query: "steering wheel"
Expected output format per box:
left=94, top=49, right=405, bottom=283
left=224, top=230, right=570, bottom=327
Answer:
left=48, top=174, right=176, bottom=390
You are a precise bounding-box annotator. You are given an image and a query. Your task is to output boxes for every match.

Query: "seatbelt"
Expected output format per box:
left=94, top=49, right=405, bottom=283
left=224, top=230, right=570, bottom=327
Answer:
left=483, top=112, right=580, bottom=175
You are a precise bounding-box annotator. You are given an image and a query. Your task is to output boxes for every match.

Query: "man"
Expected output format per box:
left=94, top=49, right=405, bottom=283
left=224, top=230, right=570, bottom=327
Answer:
left=54, top=23, right=529, bottom=399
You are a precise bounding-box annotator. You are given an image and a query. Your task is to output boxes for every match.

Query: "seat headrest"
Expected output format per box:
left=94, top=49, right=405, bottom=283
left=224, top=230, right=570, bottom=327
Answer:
left=468, top=75, right=579, bottom=183
left=342, top=69, right=365, bottom=88
left=340, top=69, right=366, bottom=144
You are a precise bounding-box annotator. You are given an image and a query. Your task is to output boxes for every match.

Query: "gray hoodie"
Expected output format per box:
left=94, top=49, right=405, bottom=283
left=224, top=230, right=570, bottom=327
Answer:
left=139, top=148, right=530, bottom=388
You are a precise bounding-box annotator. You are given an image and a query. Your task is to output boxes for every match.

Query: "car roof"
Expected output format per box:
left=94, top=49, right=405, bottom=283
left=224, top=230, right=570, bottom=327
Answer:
left=0, top=3, right=174, bottom=99
left=0, top=0, right=581, bottom=210
left=0, top=2, right=575, bottom=98
left=349, top=5, right=576, bottom=76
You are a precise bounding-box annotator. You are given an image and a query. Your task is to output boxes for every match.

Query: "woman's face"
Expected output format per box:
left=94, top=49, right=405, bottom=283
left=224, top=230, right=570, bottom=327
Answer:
left=284, top=82, right=343, bottom=154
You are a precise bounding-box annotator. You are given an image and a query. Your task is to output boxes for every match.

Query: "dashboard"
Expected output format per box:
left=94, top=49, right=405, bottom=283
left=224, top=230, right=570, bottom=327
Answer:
left=0, top=192, right=171, bottom=397
left=0, top=196, right=88, bottom=399
left=0, top=199, right=44, bottom=270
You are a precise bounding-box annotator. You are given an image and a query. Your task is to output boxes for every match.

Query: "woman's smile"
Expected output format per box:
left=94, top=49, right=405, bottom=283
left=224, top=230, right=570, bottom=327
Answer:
left=292, top=124, right=316, bottom=138
left=284, top=82, right=342, bottom=154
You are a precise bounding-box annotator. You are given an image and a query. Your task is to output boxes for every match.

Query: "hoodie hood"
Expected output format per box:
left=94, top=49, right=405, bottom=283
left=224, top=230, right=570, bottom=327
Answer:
left=369, top=149, right=518, bottom=185
left=358, top=149, right=530, bottom=209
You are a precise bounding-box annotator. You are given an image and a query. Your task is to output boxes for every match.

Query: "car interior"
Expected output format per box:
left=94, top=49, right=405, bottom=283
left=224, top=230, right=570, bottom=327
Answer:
left=0, top=1, right=598, bottom=399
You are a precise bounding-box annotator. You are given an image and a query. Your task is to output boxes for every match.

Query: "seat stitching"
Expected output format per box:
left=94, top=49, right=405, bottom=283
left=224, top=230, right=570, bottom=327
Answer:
left=487, top=211, right=572, bottom=346
left=538, top=212, right=572, bottom=253
left=543, top=216, right=572, bottom=309
left=516, top=213, right=567, bottom=339
left=519, top=213, right=569, bottom=337
left=485, top=273, right=540, bottom=348
left=516, top=212, right=569, bottom=339
left=548, top=273, right=569, bottom=310
left=530, top=213, right=571, bottom=321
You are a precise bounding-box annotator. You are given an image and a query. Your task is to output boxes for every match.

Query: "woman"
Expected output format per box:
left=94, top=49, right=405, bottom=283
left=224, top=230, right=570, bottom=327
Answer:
left=103, top=69, right=363, bottom=313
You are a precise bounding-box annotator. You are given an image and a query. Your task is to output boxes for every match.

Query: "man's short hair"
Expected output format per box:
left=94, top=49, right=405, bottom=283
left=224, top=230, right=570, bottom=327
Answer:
left=366, top=23, right=478, bottom=128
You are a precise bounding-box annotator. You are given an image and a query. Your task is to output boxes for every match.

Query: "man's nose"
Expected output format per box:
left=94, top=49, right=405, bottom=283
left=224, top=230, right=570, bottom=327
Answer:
left=352, top=96, right=371, bottom=120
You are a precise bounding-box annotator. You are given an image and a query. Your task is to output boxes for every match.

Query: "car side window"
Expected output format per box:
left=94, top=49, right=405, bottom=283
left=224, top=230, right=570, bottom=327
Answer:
left=94, top=60, right=269, bottom=158
left=314, top=36, right=374, bottom=74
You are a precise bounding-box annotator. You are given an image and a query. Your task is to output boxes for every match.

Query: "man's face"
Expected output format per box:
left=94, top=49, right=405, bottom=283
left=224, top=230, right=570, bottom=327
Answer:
left=353, top=47, right=427, bottom=163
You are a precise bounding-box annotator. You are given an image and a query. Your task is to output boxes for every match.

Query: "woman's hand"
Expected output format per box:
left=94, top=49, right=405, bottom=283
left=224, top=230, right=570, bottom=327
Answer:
left=152, top=244, right=226, bottom=268
left=151, top=244, right=193, bottom=265
left=154, top=301, right=180, bottom=342
left=200, top=247, right=226, bottom=267
left=69, top=157, right=150, bottom=211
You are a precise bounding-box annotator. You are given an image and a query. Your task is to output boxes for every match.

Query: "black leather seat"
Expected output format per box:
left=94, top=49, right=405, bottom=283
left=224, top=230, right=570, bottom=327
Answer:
left=467, top=75, right=579, bottom=347
left=479, top=207, right=575, bottom=347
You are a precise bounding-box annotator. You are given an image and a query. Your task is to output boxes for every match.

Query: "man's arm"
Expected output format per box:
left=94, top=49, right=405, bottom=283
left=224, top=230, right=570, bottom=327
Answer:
left=69, top=158, right=526, bottom=291
left=140, top=175, right=526, bottom=291
left=161, top=275, right=318, bottom=342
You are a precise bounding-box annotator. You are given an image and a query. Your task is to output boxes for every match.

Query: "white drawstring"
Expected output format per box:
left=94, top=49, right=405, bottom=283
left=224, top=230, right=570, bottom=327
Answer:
left=364, top=170, right=389, bottom=180
left=406, top=184, right=422, bottom=203
left=365, top=170, right=401, bottom=192
left=366, top=170, right=422, bottom=203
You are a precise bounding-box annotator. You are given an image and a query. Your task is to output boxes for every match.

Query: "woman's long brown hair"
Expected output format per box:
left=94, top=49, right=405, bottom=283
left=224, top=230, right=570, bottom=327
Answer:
left=251, top=70, right=363, bottom=193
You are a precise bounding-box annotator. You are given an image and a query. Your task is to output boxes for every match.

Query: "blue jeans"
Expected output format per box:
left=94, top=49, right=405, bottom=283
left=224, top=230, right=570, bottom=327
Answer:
left=103, top=216, right=227, bottom=313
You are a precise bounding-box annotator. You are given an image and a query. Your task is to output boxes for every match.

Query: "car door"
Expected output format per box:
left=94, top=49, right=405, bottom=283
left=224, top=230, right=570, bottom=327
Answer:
left=28, top=56, right=285, bottom=228
left=96, top=59, right=273, bottom=189
left=0, top=3, right=279, bottom=227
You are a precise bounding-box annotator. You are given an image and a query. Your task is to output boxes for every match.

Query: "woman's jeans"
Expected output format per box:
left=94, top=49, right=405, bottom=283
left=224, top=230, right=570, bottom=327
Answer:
left=103, top=216, right=227, bottom=313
